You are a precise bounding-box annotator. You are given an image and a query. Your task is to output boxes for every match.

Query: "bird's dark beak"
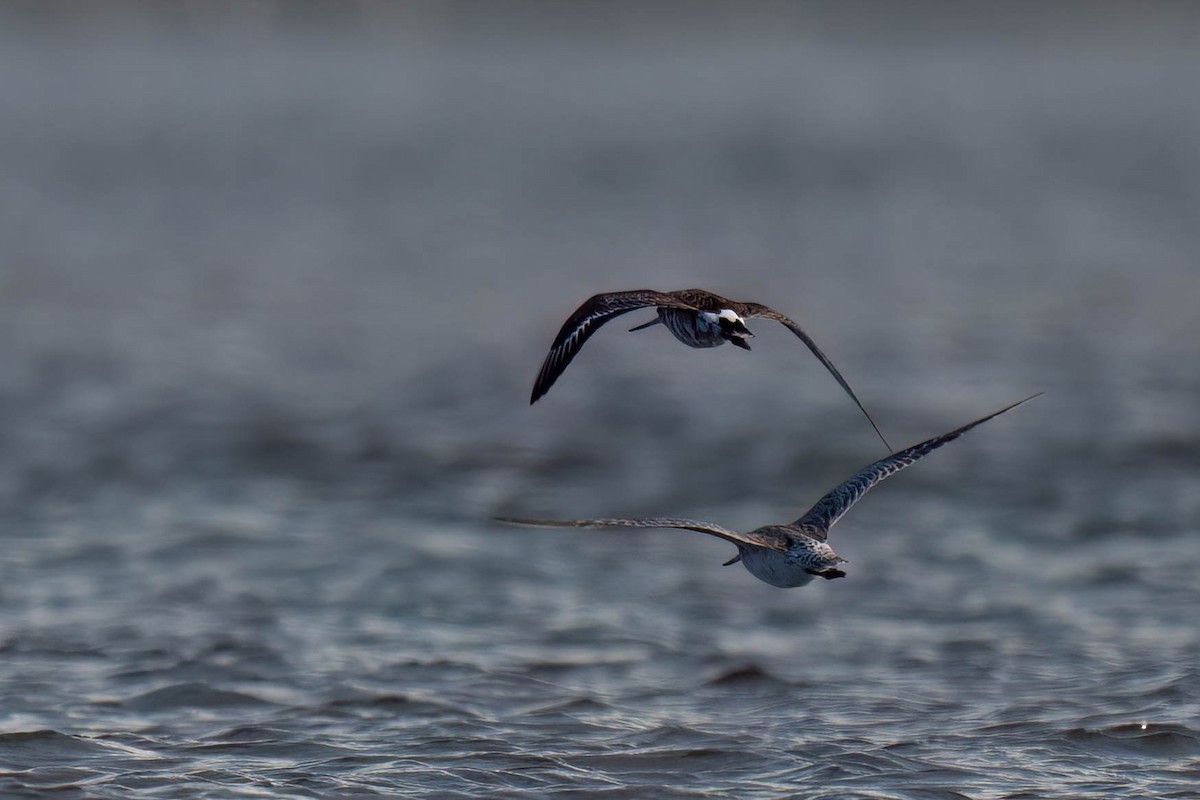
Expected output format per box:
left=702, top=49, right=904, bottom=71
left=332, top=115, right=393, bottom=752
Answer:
left=731, top=337, right=752, bottom=351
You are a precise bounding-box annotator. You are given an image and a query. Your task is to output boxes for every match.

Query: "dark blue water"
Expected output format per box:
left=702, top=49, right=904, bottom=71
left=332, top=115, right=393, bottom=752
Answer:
left=1, top=7, right=1199, bottom=798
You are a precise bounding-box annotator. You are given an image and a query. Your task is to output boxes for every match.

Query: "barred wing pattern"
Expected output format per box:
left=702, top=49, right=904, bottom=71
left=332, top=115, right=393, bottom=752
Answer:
left=530, top=290, right=689, bottom=404
left=742, top=303, right=892, bottom=452
left=493, top=516, right=791, bottom=553
left=795, top=394, right=1040, bottom=533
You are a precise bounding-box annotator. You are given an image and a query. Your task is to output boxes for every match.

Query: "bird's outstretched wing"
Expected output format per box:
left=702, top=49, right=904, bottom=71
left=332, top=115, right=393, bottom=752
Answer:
left=531, top=290, right=692, bottom=403
left=741, top=303, right=892, bottom=452
left=494, top=516, right=790, bottom=554
left=794, top=394, right=1041, bottom=534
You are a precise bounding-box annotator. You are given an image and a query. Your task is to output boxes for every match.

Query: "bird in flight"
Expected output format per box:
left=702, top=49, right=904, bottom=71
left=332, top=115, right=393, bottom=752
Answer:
left=497, top=394, right=1038, bottom=588
left=529, top=288, right=891, bottom=451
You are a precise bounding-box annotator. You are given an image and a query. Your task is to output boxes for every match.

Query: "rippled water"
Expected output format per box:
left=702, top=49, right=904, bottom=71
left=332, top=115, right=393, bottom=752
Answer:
left=2, top=8, right=1199, bottom=798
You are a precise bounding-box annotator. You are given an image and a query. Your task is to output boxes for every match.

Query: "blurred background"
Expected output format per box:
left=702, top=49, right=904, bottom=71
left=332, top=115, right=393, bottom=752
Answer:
left=1, top=2, right=1198, bottom=798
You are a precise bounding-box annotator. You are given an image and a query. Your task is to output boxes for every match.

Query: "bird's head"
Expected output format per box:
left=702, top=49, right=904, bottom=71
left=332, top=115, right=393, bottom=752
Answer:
left=716, top=309, right=754, bottom=350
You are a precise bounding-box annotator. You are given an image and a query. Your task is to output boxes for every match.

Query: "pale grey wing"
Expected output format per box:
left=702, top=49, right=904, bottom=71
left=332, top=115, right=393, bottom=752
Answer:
left=493, top=516, right=790, bottom=553
left=741, top=303, right=892, bottom=453
left=531, top=290, right=693, bottom=404
left=795, top=394, right=1041, bottom=534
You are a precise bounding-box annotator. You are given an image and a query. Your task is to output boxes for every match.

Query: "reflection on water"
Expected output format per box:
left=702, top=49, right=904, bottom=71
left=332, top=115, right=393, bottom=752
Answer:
left=1, top=6, right=1199, bottom=798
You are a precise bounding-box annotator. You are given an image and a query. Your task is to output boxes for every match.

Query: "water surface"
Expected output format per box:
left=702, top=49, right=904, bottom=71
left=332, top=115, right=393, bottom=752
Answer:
left=1, top=9, right=1199, bottom=798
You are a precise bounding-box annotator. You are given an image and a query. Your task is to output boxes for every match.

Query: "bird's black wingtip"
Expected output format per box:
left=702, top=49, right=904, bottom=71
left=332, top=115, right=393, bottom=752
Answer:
left=494, top=516, right=537, bottom=527
left=990, top=391, right=1044, bottom=417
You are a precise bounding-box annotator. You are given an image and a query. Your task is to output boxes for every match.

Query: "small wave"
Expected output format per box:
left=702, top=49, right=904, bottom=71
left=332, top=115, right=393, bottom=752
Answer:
left=703, top=663, right=791, bottom=687
left=318, top=691, right=466, bottom=718
left=523, top=697, right=611, bottom=716
left=1063, top=722, right=1200, bottom=757
left=200, top=725, right=294, bottom=743
left=116, top=682, right=276, bottom=711
left=0, top=729, right=107, bottom=755
left=183, top=738, right=349, bottom=761
left=572, top=747, right=742, bottom=772
left=0, top=730, right=115, bottom=772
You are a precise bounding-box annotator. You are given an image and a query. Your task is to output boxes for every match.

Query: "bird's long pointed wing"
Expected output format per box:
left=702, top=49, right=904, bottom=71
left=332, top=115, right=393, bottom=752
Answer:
left=530, top=290, right=693, bottom=404
left=494, top=516, right=789, bottom=553
left=741, top=303, right=892, bottom=453
left=794, top=393, right=1041, bottom=533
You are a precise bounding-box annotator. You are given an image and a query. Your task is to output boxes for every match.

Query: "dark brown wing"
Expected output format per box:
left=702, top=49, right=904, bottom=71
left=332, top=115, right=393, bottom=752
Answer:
left=530, top=290, right=693, bottom=403
left=741, top=302, right=892, bottom=452
left=493, top=516, right=790, bottom=553
left=665, top=288, right=733, bottom=311
left=795, top=394, right=1040, bottom=534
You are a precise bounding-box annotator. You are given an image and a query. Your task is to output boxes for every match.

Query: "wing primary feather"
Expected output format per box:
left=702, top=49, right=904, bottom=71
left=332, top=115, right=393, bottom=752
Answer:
left=530, top=290, right=682, bottom=403
left=795, top=393, right=1041, bottom=532
left=742, top=303, right=892, bottom=452
left=493, top=515, right=786, bottom=553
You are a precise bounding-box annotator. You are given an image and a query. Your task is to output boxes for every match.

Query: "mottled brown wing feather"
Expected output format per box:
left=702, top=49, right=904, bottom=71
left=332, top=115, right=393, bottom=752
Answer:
left=741, top=302, right=892, bottom=452
left=665, top=288, right=731, bottom=311
left=795, top=394, right=1040, bottom=534
left=530, top=290, right=693, bottom=403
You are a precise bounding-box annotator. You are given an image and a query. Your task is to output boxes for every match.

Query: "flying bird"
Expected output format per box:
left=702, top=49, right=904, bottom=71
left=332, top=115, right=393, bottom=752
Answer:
left=529, top=288, right=892, bottom=451
left=496, top=394, right=1038, bottom=588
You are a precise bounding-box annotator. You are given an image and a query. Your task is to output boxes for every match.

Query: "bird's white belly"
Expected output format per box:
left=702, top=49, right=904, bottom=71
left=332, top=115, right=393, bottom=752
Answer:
left=739, top=549, right=815, bottom=588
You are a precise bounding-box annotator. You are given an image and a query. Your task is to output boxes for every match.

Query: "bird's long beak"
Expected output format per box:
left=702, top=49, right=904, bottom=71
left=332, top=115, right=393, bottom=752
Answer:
left=731, top=337, right=752, bottom=351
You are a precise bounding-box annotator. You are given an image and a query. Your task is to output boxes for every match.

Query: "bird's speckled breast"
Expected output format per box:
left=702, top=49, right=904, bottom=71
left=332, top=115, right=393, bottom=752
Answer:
left=738, top=548, right=816, bottom=588
left=657, top=307, right=726, bottom=349
left=735, top=526, right=845, bottom=588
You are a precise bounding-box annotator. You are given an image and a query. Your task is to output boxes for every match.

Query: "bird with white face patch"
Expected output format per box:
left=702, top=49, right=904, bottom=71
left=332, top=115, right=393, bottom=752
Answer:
left=497, top=395, right=1038, bottom=588
left=530, top=288, right=892, bottom=451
